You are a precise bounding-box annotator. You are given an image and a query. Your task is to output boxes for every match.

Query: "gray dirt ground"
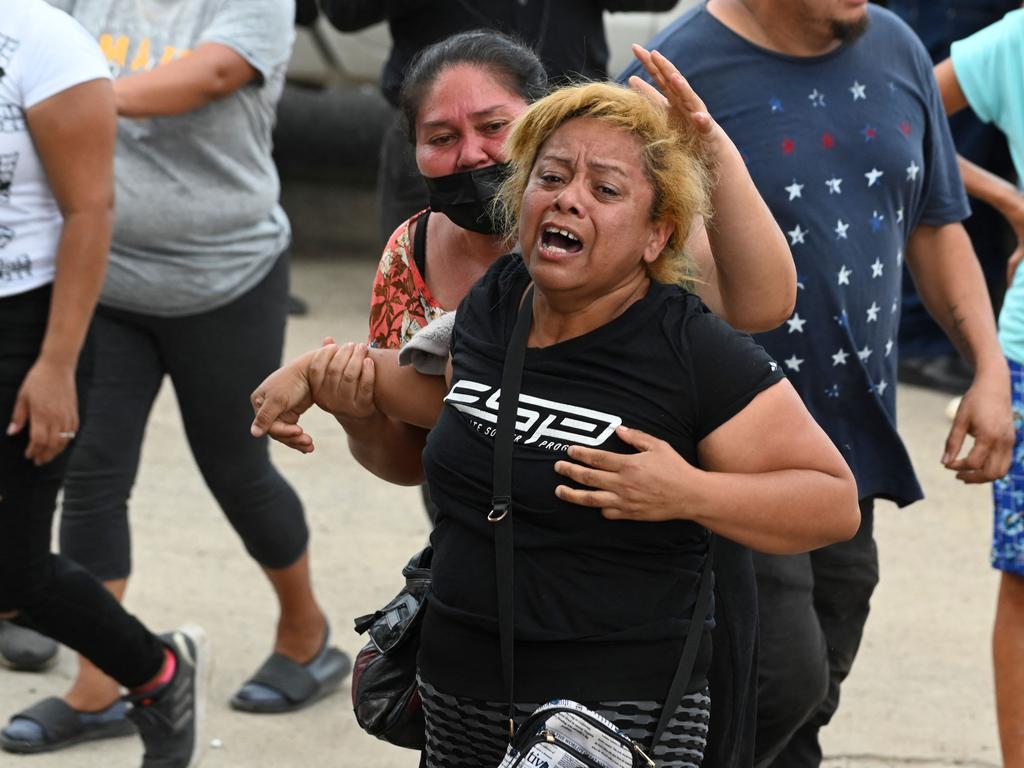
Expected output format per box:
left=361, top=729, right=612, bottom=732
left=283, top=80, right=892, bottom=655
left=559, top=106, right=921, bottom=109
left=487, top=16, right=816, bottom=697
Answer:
left=0, top=186, right=1007, bottom=766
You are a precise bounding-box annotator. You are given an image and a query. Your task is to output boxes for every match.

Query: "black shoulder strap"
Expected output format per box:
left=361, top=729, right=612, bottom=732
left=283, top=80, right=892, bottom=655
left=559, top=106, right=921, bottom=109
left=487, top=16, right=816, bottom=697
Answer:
left=491, top=285, right=534, bottom=743
left=650, top=536, right=716, bottom=751
left=413, top=210, right=429, bottom=280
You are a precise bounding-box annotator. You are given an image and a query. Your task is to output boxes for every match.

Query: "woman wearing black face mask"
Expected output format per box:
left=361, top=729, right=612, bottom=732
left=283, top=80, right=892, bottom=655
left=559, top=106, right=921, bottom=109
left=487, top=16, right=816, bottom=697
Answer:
left=357, top=30, right=797, bottom=487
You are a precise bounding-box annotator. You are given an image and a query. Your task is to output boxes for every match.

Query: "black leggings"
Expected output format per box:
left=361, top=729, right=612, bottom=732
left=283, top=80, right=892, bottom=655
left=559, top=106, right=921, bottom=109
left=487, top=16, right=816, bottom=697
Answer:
left=0, top=285, right=164, bottom=687
left=60, top=254, right=308, bottom=580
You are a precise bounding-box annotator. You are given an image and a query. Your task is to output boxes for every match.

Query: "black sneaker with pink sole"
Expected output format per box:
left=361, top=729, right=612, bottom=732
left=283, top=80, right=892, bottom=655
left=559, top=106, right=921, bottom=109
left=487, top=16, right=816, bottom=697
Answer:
left=127, top=624, right=210, bottom=768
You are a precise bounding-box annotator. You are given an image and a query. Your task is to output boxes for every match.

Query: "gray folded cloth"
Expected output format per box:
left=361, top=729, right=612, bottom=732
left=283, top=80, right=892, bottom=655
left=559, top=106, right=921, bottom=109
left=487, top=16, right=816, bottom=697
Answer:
left=398, top=311, right=455, bottom=375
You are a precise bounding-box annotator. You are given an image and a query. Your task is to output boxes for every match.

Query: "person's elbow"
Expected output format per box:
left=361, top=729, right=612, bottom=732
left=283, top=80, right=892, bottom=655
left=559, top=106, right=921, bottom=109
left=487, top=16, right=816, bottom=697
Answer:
left=824, top=462, right=861, bottom=545
left=731, top=264, right=797, bottom=333
left=753, top=278, right=797, bottom=333
left=204, top=62, right=254, bottom=103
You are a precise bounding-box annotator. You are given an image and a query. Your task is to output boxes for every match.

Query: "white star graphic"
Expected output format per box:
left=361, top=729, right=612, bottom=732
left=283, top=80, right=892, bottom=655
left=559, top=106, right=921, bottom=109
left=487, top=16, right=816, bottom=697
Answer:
left=876, top=379, right=888, bottom=396
left=885, top=338, right=894, bottom=356
left=837, top=265, right=852, bottom=285
left=809, top=88, right=826, bottom=107
left=835, top=219, right=849, bottom=240
left=896, top=207, right=904, bottom=223
left=784, top=355, right=804, bottom=372
left=891, top=299, right=899, bottom=314
left=871, top=258, right=884, bottom=278
left=832, top=348, right=849, bottom=366
left=788, top=224, right=807, bottom=245
left=897, top=248, right=903, bottom=266
left=785, top=179, right=804, bottom=201
left=786, top=313, right=807, bottom=333
left=865, top=167, right=884, bottom=187
left=906, top=161, right=920, bottom=181
left=825, top=177, right=843, bottom=195
left=866, top=302, right=880, bottom=322
left=850, top=81, right=867, bottom=100
left=858, top=345, right=873, bottom=361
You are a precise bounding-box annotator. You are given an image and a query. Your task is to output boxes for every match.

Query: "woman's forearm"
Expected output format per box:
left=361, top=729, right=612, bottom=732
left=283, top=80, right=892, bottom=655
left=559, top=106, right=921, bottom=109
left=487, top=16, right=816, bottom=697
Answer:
left=365, top=348, right=447, bottom=428
left=696, top=139, right=796, bottom=332
left=342, top=411, right=427, bottom=485
left=41, top=210, right=111, bottom=368
left=684, top=467, right=859, bottom=554
left=114, top=43, right=258, bottom=117
left=27, top=78, right=117, bottom=369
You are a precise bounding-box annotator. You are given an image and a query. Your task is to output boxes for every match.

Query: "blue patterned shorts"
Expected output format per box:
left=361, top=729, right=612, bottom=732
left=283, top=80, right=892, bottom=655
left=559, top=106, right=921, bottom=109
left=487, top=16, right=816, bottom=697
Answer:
left=992, top=357, right=1024, bottom=575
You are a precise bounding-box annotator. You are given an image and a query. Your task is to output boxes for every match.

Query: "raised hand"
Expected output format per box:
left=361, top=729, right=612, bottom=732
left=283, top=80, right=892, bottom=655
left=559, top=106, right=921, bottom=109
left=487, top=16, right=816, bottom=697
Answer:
left=627, top=46, right=720, bottom=144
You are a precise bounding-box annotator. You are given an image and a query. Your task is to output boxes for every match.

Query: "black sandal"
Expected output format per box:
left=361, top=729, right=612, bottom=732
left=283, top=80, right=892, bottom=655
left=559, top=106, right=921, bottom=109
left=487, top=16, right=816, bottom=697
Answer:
left=229, top=626, right=351, bottom=714
left=0, top=697, right=136, bottom=754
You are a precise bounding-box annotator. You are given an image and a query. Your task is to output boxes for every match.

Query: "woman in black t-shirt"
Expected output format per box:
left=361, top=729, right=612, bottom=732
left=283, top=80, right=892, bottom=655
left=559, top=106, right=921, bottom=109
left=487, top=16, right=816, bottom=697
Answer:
left=253, top=61, right=860, bottom=767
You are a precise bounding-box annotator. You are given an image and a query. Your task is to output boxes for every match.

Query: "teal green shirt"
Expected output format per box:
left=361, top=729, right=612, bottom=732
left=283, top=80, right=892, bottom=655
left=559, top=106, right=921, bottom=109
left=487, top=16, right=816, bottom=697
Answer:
left=952, top=10, right=1024, bottom=364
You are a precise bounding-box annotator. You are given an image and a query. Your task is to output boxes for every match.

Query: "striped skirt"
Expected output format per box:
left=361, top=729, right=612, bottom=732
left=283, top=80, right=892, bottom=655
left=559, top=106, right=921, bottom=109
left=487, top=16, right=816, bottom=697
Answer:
left=419, top=675, right=710, bottom=767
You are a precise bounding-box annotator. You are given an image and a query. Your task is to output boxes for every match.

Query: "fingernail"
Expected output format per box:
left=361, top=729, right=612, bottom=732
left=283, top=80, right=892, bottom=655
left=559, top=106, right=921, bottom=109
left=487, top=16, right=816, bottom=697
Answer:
left=6, top=423, right=15, bottom=436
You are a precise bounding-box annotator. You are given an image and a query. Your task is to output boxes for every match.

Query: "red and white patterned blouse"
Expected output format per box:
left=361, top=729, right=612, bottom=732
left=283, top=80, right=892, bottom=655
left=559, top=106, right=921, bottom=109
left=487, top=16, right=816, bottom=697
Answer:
left=368, top=210, right=448, bottom=350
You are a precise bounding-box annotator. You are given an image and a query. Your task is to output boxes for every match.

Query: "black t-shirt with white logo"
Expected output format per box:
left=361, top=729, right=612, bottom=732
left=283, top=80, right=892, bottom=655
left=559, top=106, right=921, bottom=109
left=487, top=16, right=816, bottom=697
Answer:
left=419, top=255, right=784, bottom=702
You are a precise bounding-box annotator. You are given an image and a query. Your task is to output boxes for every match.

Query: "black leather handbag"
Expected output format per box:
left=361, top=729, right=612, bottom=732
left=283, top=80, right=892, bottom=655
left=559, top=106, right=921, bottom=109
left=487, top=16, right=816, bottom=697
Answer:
left=350, top=546, right=432, bottom=750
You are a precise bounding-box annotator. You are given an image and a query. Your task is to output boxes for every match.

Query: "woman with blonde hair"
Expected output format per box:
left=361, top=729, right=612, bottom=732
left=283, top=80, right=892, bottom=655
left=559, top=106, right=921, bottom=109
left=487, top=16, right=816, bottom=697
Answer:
left=253, top=58, right=860, bottom=766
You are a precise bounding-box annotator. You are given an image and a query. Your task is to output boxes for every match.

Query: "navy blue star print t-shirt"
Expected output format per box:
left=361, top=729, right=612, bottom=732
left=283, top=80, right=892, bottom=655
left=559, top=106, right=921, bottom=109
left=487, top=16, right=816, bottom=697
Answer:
left=623, top=4, right=970, bottom=505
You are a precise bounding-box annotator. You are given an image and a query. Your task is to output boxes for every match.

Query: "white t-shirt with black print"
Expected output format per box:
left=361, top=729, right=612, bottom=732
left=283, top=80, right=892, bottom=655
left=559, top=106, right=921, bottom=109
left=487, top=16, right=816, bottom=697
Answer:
left=0, top=0, right=110, bottom=298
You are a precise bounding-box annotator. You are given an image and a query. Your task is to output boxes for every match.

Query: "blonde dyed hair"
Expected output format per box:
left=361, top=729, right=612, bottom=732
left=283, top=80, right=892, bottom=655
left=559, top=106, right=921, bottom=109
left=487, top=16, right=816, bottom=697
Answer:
left=496, top=81, right=712, bottom=286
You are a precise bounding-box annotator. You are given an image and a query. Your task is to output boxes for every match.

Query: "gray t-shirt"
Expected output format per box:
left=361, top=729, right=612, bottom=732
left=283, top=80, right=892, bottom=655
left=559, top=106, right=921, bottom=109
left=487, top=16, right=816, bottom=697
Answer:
left=48, top=0, right=294, bottom=316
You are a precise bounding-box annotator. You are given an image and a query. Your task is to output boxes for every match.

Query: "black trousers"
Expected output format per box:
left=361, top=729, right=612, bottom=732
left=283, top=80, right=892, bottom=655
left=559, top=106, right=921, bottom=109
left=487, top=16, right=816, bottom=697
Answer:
left=753, top=500, right=878, bottom=768
left=0, top=285, right=164, bottom=687
left=59, top=254, right=308, bottom=580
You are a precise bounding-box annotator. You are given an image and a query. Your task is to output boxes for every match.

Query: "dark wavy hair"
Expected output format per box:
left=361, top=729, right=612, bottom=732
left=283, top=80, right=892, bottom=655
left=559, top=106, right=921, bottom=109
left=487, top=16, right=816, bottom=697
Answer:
left=399, top=30, right=548, bottom=143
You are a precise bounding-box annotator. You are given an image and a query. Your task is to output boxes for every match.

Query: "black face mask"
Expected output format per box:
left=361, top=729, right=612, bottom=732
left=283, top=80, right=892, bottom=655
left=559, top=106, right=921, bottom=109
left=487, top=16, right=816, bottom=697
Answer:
left=424, top=163, right=508, bottom=235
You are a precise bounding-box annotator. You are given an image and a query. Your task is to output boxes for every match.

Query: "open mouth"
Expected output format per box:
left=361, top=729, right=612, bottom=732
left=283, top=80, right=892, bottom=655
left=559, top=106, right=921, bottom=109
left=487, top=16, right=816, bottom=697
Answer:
left=541, top=226, right=583, bottom=254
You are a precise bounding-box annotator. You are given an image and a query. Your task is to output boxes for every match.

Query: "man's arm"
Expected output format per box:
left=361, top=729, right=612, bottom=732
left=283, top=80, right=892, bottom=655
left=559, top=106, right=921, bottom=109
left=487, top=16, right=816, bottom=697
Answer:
left=905, top=223, right=1014, bottom=482
left=317, top=0, right=432, bottom=31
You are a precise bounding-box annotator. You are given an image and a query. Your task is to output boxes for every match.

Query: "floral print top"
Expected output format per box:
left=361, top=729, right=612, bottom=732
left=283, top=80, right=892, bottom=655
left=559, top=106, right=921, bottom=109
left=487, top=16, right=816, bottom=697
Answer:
left=368, top=210, right=448, bottom=350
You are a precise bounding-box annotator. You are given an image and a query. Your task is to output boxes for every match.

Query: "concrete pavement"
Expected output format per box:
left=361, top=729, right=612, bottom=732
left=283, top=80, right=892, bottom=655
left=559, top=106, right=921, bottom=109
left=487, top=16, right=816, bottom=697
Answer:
left=0, top=186, right=1006, bottom=767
